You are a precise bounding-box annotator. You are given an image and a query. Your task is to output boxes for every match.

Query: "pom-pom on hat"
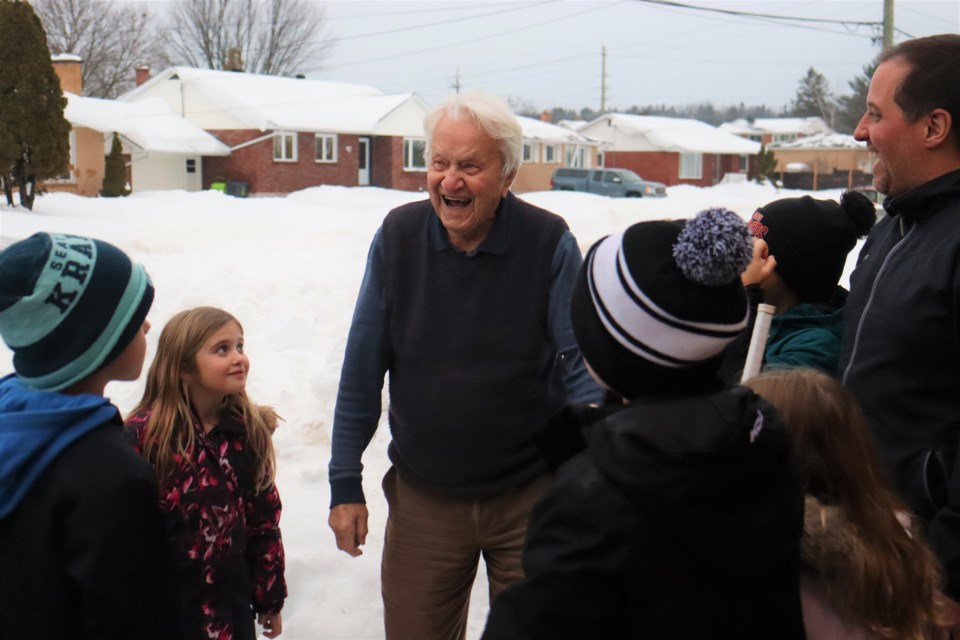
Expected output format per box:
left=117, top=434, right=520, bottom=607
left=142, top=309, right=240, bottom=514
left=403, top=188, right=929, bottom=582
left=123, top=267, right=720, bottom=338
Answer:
left=571, top=208, right=753, bottom=399
left=0, top=233, right=154, bottom=391
left=748, top=190, right=876, bottom=302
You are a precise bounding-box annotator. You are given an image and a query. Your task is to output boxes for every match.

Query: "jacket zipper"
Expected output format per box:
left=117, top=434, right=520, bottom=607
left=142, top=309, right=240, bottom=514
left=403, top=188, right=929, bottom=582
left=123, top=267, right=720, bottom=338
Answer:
left=842, top=219, right=914, bottom=383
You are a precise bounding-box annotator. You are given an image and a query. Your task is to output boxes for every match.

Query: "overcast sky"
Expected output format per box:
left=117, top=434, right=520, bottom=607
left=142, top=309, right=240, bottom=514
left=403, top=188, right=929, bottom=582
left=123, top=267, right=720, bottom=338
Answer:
left=129, top=0, right=959, bottom=112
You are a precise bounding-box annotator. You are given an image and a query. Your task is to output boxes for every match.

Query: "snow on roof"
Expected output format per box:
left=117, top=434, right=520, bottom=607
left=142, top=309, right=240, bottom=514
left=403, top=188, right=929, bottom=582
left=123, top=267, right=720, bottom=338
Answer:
left=557, top=119, right=588, bottom=131
left=64, top=93, right=230, bottom=156
left=602, top=114, right=761, bottom=154
left=124, top=67, right=423, bottom=134
left=516, top=116, right=595, bottom=144
left=773, top=133, right=866, bottom=149
left=718, top=119, right=763, bottom=136
left=750, top=117, right=832, bottom=135
left=51, top=53, right=82, bottom=63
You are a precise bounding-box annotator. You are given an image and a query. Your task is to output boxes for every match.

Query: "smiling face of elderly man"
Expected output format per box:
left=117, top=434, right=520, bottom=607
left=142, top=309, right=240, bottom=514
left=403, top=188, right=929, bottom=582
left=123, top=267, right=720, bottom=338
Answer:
left=426, top=113, right=518, bottom=254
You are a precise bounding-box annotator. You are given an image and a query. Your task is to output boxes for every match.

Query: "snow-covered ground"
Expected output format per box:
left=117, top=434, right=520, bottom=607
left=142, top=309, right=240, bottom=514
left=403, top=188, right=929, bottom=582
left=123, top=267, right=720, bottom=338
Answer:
left=0, top=181, right=859, bottom=639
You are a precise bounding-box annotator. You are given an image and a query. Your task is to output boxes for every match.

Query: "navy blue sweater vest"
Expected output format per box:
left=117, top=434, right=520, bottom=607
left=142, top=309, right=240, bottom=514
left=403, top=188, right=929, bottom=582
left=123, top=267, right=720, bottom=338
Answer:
left=382, top=194, right=568, bottom=498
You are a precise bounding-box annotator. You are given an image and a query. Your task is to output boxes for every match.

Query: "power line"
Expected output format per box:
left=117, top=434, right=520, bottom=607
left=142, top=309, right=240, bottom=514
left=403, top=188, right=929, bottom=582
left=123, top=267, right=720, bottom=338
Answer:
left=630, top=0, right=882, bottom=27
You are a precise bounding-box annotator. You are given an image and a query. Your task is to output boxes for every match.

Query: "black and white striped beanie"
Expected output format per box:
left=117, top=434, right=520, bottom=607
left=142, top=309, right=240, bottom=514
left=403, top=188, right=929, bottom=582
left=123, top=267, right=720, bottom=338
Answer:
left=571, top=208, right=753, bottom=399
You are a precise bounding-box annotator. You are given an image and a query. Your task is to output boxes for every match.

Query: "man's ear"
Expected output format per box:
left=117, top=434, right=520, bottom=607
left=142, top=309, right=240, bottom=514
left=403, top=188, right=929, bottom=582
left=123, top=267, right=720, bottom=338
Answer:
left=924, top=108, right=953, bottom=149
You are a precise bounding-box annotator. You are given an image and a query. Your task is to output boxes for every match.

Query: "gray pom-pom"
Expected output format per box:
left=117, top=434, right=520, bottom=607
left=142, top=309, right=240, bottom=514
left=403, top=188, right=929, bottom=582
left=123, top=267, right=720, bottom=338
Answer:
left=672, top=207, right=753, bottom=286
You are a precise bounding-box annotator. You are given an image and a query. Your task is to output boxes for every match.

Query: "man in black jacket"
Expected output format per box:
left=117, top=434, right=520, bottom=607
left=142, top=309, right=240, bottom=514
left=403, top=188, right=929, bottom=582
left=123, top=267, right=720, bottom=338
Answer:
left=839, top=34, right=960, bottom=602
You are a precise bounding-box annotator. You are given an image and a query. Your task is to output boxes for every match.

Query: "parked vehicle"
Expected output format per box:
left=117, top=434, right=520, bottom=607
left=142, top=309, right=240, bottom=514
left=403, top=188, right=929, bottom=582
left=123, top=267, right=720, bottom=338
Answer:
left=550, top=168, right=667, bottom=198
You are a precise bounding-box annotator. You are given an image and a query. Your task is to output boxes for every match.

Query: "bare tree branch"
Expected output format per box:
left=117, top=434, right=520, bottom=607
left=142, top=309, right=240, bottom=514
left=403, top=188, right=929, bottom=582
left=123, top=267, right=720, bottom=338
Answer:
left=164, top=0, right=333, bottom=76
left=35, top=0, right=163, bottom=98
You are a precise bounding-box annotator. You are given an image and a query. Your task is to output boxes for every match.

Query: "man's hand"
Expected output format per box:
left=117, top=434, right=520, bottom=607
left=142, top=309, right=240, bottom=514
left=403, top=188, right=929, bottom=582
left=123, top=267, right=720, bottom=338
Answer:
left=741, top=238, right=777, bottom=286
left=329, top=503, right=369, bottom=557
left=257, top=612, right=283, bottom=638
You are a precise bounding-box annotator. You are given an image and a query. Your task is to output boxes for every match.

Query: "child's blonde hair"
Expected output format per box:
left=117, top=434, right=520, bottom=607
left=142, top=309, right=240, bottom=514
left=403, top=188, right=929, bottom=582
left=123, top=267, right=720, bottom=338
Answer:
left=129, top=306, right=277, bottom=492
left=745, top=368, right=949, bottom=639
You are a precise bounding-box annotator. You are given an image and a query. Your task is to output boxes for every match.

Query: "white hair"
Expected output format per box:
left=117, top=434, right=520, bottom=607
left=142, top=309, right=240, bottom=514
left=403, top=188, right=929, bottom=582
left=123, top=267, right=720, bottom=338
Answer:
left=423, top=90, right=523, bottom=177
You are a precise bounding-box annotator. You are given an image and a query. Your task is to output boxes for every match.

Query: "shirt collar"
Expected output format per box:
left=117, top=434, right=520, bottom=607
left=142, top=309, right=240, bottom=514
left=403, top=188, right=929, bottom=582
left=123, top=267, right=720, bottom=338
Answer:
left=427, top=192, right=515, bottom=256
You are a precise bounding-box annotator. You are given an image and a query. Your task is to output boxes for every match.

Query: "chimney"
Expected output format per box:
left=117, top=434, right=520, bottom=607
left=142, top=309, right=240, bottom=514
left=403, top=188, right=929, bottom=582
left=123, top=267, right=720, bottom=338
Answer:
left=135, top=65, right=151, bottom=86
left=51, top=54, right=82, bottom=94
left=539, top=109, right=551, bottom=123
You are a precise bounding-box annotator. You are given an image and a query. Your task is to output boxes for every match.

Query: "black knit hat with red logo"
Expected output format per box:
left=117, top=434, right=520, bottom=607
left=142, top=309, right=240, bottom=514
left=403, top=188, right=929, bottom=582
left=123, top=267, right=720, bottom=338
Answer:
left=748, top=191, right=876, bottom=302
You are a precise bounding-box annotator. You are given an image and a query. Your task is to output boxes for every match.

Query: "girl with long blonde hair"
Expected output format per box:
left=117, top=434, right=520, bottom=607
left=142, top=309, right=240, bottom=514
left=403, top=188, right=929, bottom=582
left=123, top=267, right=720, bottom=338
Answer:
left=746, top=369, right=951, bottom=640
left=127, top=306, right=286, bottom=640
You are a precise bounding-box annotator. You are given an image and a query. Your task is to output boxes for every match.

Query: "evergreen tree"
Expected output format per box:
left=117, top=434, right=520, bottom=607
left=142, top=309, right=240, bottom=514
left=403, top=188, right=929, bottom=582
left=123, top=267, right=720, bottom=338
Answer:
left=835, top=63, right=876, bottom=134
left=101, top=132, right=128, bottom=197
left=0, top=0, right=71, bottom=210
left=790, top=67, right=836, bottom=127
left=750, top=144, right=778, bottom=185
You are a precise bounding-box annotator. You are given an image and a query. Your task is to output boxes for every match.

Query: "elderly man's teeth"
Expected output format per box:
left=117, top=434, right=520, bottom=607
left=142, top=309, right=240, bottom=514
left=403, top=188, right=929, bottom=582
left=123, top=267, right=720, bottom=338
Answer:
left=443, top=196, right=470, bottom=207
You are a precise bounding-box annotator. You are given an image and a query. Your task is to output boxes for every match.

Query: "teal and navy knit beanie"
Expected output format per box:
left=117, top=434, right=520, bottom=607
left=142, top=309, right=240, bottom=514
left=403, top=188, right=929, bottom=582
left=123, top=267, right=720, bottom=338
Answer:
left=0, top=233, right=154, bottom=391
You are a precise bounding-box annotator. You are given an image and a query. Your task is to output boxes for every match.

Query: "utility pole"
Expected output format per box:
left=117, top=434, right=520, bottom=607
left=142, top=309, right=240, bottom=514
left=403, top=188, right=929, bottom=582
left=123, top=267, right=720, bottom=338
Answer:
left=883, top=0, right=894, bottom=49
left=600, top=45, right=607, bottom=114
left=450, top=68, right=462, bottom=94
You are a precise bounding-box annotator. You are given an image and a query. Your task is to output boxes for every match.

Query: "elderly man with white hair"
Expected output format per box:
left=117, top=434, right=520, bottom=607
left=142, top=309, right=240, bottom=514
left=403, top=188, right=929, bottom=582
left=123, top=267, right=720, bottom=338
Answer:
left=327, top=90, right=601, bottom=640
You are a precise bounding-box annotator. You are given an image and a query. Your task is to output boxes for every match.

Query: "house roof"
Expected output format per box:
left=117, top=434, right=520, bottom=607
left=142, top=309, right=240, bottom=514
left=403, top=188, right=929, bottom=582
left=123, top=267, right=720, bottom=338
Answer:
left=772, top=132, right=866, bottom=149
left=587, top=114, right=761, bottom=154
left=64, top=92, right=230, bottom=156
left=720, top=117, right=833, bottom=137
left=121, top=67, right=427, bottom=135
left=516, top=116, right=596, bottom=144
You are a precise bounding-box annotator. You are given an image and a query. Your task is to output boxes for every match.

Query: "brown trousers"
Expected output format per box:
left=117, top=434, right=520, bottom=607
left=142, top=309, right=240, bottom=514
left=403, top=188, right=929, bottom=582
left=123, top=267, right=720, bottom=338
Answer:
left=380, top=466, right=551, bottom=640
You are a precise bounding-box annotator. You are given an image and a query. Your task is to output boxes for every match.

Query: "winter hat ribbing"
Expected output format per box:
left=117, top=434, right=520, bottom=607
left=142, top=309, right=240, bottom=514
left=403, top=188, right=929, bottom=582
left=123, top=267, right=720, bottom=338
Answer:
left=0, top=233, right=154, bottom=391
left=571, top=208, right=753, bottom=399
left=748, top=191, right=876, bottom=302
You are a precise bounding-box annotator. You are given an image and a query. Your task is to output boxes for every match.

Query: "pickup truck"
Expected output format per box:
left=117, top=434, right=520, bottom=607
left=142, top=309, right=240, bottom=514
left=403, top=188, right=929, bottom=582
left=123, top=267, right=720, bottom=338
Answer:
left=550, top=168, right=667, bottom=198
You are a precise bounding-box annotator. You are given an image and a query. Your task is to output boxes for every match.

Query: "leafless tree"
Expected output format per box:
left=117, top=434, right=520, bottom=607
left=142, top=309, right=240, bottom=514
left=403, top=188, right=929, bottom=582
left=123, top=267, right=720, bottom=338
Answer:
left=163, top=0, right=334, bottom=76
left=34, top=0, right=163, bottom=98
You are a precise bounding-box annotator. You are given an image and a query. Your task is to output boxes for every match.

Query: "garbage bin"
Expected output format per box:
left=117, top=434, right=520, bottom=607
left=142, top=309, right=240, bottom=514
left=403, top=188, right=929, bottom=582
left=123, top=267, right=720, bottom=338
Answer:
left=210, top=181, right=227, bottom=193
left=226, top=181, right=250, bottom=198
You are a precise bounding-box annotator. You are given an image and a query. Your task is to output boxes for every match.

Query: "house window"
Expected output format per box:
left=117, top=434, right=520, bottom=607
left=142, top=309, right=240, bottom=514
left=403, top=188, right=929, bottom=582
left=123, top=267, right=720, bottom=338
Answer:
left=522, top=142, right=535, bottom=163
left=273, top=132, right=297, bottom=162
left=739, top=154, right=749, bottom=172
left=315, top=133, right=337, bottom=163
left=186, top=158, right=197, bottom=174
left=597, top=152, right=604, bottom=167
left=679, top=152, right=703, bottom=179
left=544, top=145, right=558, bottom=163
left=404, top=138, right=426, bottom=171
left=773, top=133, right=797, bottom=144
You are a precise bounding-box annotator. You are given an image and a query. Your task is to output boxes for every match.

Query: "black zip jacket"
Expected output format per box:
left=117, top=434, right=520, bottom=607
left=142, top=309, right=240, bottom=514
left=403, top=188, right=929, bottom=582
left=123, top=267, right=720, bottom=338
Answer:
left=839, top=168, right=960, bottom=599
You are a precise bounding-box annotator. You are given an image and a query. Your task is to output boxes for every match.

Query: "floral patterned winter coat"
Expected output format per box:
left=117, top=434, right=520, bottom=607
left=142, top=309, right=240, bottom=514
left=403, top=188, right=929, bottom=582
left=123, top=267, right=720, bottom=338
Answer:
left=126, top=409, right=286, bottom=640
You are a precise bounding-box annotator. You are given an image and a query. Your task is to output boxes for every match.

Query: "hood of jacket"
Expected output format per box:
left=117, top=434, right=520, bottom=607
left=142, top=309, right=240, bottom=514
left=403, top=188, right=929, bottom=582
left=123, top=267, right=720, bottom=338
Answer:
left=585, top=386, right=803, bottom=579
left=0, top=374, right=119, bottom=519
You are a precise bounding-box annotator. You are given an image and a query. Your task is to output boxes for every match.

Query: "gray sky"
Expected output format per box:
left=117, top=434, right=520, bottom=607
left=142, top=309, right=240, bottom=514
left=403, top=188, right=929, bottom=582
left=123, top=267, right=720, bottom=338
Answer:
left=130, top=0, right=960, bottom=112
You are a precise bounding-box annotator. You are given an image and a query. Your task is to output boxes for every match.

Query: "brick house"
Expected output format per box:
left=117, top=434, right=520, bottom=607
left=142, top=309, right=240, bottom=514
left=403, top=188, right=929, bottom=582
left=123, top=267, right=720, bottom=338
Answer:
left=512, top=115, right=603, bottom=193
left=578, top=114, right=760, bottom=188
left=719, top=117, right=833, bottom=146
left=119, top=67, right=431, bottom=195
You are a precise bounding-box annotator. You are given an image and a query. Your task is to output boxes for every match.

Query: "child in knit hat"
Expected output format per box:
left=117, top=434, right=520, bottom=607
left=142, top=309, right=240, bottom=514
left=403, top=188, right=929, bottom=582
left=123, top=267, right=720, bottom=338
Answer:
left=482, top=209, right=806, bottom=640
left=719, top=190, right=876, bottom=381
left=0, top=233, right=183, bottom=639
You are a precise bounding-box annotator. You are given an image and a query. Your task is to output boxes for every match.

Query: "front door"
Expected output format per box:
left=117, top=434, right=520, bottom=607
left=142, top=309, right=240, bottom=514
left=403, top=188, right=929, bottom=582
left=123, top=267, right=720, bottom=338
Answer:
left=358, top=137, right=370, bottom=186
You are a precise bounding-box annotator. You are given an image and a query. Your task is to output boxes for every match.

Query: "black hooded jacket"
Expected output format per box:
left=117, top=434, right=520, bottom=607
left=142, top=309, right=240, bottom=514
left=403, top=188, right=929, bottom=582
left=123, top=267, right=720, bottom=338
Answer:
left=482, top=387, right=806, bottom=640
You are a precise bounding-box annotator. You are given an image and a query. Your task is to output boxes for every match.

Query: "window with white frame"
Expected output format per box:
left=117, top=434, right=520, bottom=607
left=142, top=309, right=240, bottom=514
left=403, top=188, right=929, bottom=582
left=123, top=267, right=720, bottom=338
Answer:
left=273, top=132, right=297, bottom=162
left=544, top=145, right=558, bottom=163
left=679, top=152, right=703, bottom=179
left=739, top=154, right=749, bottom=172
left=773, top=133, right=797, bottom=144
left=315, top=133, right=337, bottom=163
left=522, top=142, right=533, bottom=163
left=403, top=138, right=426, bottom=171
